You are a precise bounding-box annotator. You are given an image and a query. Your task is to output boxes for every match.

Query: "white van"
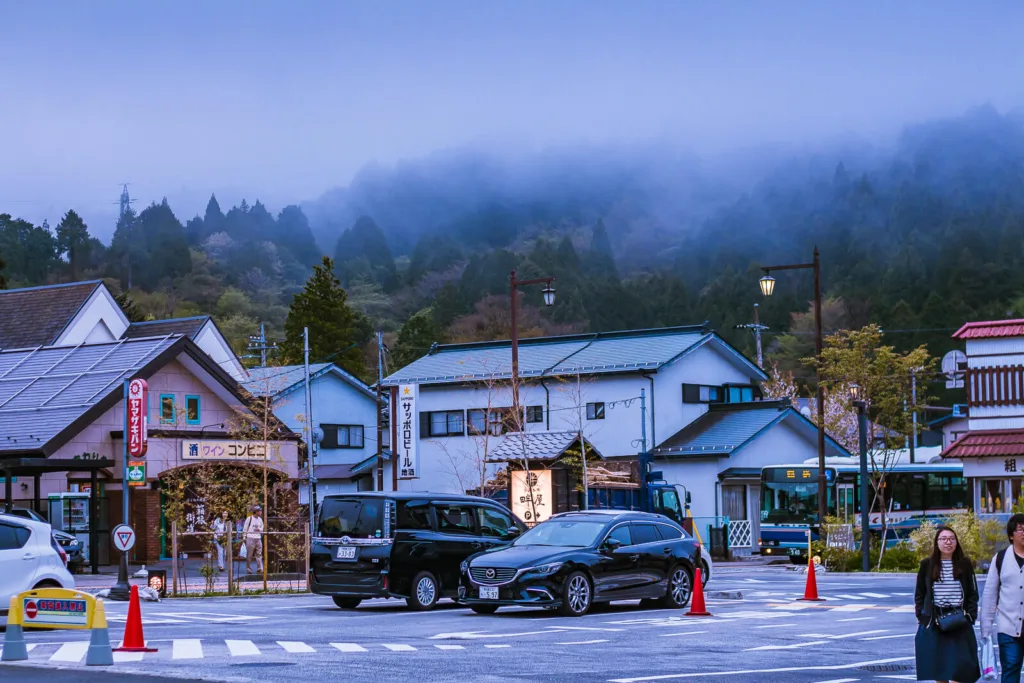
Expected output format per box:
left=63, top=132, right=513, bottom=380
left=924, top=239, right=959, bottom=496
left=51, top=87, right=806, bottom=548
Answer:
left=0, top=513, right=75, bottom=613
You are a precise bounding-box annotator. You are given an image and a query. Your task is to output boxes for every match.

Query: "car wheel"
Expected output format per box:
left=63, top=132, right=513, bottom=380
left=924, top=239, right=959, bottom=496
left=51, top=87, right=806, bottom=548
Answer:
left=32, top=580, right=61, bottom=590
left=790, top=555, right=806, bottom=565
left=660, top=565, right=693, bottom=609
left=471, top=604, right=499, bottom=615
left=407, top=571, right=440, bottom=611
left=332, top=596, right=362, bottom=609
left=700, top=561, right=711, bottom=585
left=558, top=571, right=592, bottom=617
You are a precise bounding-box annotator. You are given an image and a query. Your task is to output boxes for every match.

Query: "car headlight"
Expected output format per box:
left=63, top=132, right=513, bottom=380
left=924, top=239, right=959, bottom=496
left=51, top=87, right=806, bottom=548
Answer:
left=527, top=562, right=563, bottom=575
left=460, top=560, right=469, bottom=574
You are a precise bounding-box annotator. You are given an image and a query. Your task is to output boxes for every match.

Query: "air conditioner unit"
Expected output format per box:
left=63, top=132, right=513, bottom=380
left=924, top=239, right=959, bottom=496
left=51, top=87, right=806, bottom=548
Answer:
left=952, top=404, right=968, bottom=418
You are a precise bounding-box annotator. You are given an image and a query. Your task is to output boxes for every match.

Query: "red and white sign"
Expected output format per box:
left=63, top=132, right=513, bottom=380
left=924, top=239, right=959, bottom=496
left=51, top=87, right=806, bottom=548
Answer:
left=24, top=601, right=37, bottom=619
left=111, top=524, right=136, bottom=553
left=127, top=378, right=148, bottom=457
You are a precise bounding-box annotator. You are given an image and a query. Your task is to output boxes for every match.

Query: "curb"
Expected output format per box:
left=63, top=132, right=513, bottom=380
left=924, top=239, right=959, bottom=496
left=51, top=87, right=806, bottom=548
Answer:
left=707, top=590, right=743, bottom=600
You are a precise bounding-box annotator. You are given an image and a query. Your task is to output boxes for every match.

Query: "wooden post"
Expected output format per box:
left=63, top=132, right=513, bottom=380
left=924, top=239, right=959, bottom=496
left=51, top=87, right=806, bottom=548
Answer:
left=171, top=521, right=179, bottom=597
left=304, top=522, right=311, bottom=593
left=226, top=525, right=233, bottom=595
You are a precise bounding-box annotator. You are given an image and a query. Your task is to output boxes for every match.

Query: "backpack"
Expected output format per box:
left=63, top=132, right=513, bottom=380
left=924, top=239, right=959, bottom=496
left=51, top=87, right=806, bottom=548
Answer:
left=997, top=547, right=1010, bottom=574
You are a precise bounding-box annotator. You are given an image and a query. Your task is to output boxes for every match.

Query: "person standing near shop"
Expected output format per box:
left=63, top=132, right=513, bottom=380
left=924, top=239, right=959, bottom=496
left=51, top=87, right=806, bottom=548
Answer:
left=914, top=525, right=980, bottom=683
left=242, top=505, right=264, bottom=575
left=981, top=513, right=1024, bottom=682
left=211, top=510, right=229, bottom=572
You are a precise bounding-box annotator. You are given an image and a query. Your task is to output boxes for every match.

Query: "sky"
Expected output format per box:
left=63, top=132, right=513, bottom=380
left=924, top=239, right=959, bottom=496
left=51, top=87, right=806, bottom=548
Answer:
left=1, top=1, right=1022, bottom=240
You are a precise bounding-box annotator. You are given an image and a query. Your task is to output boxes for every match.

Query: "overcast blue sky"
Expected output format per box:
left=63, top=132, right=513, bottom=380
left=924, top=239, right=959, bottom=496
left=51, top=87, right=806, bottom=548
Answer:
left=1, top=1, right=1021, bottom=238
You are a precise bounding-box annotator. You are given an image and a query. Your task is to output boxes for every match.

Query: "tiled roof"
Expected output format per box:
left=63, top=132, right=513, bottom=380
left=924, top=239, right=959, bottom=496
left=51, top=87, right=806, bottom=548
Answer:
left=953, top=319, right=1024, bottom=340
left=351, top=450, right=390, bottom=475
left=381, top=325, right=758, bottom=386
left=654, top=402, right=791, bottom=457
left=941, top=429, right=1024, bottom=458
left=244, top=364, right=375, bottom=399
left=0, top=281, right=102, bottom=349
left=300, top=463, right=357, bottom=480
left=0, top=335, right=182, bottom=454
left=123, top=317, right=208, bottom=340
left=486, top=430, right=602, bottom=463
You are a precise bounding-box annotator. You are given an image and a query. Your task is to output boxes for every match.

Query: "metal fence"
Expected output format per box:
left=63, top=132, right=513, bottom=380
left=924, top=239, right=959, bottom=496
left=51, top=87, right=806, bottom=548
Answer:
left=169, top=521, right=310, bottom=596
left=728, top=519, right=753, bottom=549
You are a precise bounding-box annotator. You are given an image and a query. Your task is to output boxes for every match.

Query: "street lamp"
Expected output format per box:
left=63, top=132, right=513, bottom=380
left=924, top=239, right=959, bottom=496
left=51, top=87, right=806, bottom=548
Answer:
left=758, top=247, right=825, bottom=526
left=849, top=383, right=870, bottom=573
left=510, top=269, right=556, bottom=422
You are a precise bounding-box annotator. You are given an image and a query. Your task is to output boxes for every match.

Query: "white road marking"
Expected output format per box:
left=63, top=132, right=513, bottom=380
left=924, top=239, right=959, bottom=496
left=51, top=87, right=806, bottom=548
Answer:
left=434, top=645, right=465, bottom=650
left=892, top=592, right=914, bottom=597
left=861, top=633, right=914, bottom=641
left=113, top=651, right=145, bottom=663
left=837, top=617, right=873, bottom=622
left=754, top=623, right=795, bottom=629
left=861, top=593, right=890, bottom=598
left=382, top=643, right=416, bottom=652
left=277, top=641, right=316, bottom=653
left=557, top=626, right=625, bottom=632
left=887, top=606, right=915, bottom=613
left=556, top=639, right=610, bottom=645
left=745, top=640, right=828, bottom=651
left=172, top=639, right=203, bottom=660
left=607, top=655, right=915, bottom=682
left=834, top=594, right=866, bottom=600
left=484, top=644, right=511, bottom=649
left=430, top=628, right=568, bottom=639
left=331, top=643, right=368, bottom=653
left=226, top=640, right=261, bottom=656
left=769, top=603, right=811, bottom=611
left=829, top=604, right=875, bottom=612
left=659, top=632, right=707, bottom=637
left=49, top=642, right=89, bottom=663
left=800, top=630, right=887, bottom=640
left=812, top=679, right=859, bottom=683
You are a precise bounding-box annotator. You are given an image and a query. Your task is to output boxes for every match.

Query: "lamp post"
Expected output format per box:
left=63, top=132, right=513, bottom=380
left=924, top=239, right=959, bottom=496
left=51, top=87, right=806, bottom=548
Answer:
left=509, top=269, right=555, bottom=420
left=850, top=383, right=870, bottom=573
left=759, top=246, right=826, bottom=526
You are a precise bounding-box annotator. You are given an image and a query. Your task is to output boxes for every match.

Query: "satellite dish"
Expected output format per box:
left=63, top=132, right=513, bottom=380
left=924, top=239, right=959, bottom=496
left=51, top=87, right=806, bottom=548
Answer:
left=942, top=350, right=967, bottom=389
left=312, top=427, right=324, bottom=445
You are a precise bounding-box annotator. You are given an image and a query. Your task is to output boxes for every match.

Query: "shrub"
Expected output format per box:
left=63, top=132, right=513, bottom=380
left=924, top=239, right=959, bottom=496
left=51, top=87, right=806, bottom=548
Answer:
left=909, top=511, right=1004, bottom=569
left=879, top=541, right=919, bottom=571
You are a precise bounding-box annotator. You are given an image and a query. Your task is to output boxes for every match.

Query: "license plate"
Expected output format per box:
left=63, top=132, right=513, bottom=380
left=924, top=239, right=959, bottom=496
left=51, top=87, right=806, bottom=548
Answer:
left=479, top=586, right=499, bottom=600
left=788, top=548, right=801, bottom=556
left=336, top=546, right=357, bottom=561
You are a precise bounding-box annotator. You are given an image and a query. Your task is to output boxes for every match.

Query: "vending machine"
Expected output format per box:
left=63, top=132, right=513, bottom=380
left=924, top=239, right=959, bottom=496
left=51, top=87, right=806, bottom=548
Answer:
left=48, top=492, right=93, bottom=564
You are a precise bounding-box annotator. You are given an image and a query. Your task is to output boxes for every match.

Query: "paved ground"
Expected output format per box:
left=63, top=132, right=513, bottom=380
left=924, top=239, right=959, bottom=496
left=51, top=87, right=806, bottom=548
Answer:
left=1, top=567, right=940, bottom=682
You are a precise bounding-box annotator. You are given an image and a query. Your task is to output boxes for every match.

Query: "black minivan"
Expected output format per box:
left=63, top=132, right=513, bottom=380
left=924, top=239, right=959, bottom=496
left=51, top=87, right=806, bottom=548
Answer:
left=310, top=492, right=526, bottom=610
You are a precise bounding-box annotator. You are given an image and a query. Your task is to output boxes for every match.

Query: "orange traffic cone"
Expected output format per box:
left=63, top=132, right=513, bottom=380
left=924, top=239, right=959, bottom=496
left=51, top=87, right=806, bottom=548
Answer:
left=113, top=585, right=158, bottom=652
left=686, top=566, right=712, bottom=616
left=799, top=556, right=825, bottom=601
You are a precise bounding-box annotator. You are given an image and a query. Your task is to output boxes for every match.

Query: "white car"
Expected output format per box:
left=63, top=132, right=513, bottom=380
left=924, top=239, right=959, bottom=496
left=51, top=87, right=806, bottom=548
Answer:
left=699, top=544, right=713, bottom=585
left=0, top=513, right=75, bottom=612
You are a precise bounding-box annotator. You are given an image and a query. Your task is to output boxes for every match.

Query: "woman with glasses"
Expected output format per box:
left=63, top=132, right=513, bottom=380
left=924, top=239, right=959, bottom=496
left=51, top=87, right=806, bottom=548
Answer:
left=914, top=526, right=980, bottom=683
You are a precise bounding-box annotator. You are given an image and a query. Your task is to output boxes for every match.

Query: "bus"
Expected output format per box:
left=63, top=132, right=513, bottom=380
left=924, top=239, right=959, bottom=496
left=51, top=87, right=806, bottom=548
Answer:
left=758, top=461, right=968, bottom=562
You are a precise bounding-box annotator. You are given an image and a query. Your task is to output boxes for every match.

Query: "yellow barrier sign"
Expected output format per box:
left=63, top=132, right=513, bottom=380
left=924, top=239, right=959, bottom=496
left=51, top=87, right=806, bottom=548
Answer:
left=18, top=588, right=97, bottom=630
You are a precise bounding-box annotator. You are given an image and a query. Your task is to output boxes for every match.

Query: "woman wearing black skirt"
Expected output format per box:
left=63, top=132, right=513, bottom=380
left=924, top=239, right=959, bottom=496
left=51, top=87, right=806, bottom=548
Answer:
left=914, top=526, right=981, bottom=683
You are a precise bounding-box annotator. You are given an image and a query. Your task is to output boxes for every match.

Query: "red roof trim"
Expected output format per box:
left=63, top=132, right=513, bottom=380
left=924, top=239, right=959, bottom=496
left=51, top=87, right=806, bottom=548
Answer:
left=941, top=428, right=1024, bottom=459
left=953, top=319, right=1024, bottom=340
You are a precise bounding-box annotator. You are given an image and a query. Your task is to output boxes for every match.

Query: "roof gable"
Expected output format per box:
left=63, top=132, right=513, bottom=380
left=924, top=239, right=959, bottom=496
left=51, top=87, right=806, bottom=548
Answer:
left=953, top=319, right=1024, bottom=340
left=244, top=363, right=375, bottom=400
left=123, top=316, right=209, bottom=340
left=0, top=281, right=103, bottom=349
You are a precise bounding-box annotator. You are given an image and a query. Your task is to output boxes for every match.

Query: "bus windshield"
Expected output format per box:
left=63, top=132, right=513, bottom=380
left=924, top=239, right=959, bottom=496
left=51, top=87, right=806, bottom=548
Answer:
left=760, top=468, right=835, bottom=525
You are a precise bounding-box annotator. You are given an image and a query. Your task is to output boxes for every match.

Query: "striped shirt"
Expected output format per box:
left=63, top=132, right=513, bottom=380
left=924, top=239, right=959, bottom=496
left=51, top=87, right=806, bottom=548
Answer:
left=934, top=559, right=964, bottom=607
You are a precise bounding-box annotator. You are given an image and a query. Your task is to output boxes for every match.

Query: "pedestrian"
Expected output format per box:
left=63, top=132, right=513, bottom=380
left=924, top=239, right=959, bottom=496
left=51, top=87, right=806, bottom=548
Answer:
left=914, top=525, right=980, bottom=683
left=981, top=513, right=1024, bottom=682
left=242, top=505, right=264, bottom=576
left=211, top=511, right=229, bottom=572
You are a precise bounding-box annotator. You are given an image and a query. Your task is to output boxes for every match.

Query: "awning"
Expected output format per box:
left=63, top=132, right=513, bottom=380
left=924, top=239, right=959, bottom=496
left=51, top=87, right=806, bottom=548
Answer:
left=717, top=467, right=762, bottom=480
left=941, top=429, right=1024, bottom=459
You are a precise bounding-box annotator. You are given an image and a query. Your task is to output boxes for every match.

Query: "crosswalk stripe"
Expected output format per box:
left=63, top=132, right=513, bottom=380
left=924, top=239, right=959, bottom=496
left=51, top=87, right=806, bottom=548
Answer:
left=485, top=644, right=512, bottom=649
left=172, top=639, right=204, bottom=660
left=829, top=604, right=874, bottom=612
left=331, top=643, right=368, bottom=653
left=746, top=640, right=828, bottom=651
left=383, top=644, right=416, bottom=652
left=0, top=644, right=37, bottom=657
left=862, top=633, right=915, bottom=641
left=277, top=641, right=316, bottom=653
left=434, top=645, right=465, bottom=650
left=113, top=651, right=145, bottom=663
left=49, top=642, right=89, bottom=663
left=835, top=594, right=866, bottom=600
left=861, top=593, right=890, bottom=598
left=226, top=640, right=261, bottom=656
left=837, top=617, right=874, bottom=622
left=799, top=630, right=888, bottom=640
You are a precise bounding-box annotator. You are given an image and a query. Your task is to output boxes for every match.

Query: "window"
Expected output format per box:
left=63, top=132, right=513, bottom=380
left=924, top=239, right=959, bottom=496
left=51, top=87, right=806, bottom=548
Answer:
left=526, top=405, right=544, bottom=424
left=630, top=523, right=661, bottom=545
left=468, top=408, right=520, bottom=435
left=397, top=501, right=434, bottom=531
left=476, top=507, right=518, bottom=540
left=682, top=384, right=723, bottom=404
left=0, top=522, right=30, bottom=550
left=606, top=524, right=632, bottom=546
left=320, top=425, right=365, bottom=449
left=586, top=402, right=605, bottom=420
left=160, top=394, right=175, bottom=423
left=725, top=385, right=760, bottom=403
left=185, top=395, right=201, bottom=425
left=655, top=524, right=683, bottom=540
left=422, top=410, right=464, bottom=438
left=434, top=504, right=475, bottom=535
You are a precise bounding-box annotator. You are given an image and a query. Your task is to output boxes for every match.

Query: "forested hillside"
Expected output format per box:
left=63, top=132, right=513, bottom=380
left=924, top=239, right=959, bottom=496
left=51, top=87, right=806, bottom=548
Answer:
left=2, top=106, right=1023, bottom=390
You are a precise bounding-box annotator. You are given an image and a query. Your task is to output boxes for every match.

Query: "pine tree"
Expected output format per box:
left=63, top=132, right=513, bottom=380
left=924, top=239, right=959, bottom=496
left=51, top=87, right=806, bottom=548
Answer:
left=391, top=308, right=444, bottom=368
left=588, top=219, right=618, bottom=280
left=204, top=194, right=225, bottom=234
left=55, top=209, right=92, bottom=280
left=281, top=256, right=367, bottom=374
left=334, top=216, right=398, bottom=292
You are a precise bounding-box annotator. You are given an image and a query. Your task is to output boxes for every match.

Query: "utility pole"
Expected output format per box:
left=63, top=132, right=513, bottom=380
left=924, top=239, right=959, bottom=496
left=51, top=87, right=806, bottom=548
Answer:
left=909, top=369, right=918, bottom=464
left=734, top=303, right=769, bottom=369
left=247, top=323, right=277, bottom=368
left=639, top=388, right=650, bottom=513
left=577, top=372, right=588, bottom=510
left=303, top=327, right=315, bottom=534
left=376, top=331, right=385, bottom=492
left=116, top=184, right=136, bottom=289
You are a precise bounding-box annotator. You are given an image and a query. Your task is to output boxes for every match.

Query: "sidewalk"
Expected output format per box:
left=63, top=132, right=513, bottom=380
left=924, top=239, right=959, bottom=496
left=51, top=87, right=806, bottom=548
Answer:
left=71, top=557, right=308, bottom=596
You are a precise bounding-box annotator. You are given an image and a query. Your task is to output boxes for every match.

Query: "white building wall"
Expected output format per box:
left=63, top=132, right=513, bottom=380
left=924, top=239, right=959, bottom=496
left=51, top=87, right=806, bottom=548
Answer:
left=193, top=323, right=247, bottom=381
left=57, top=287, right=129, bottom=346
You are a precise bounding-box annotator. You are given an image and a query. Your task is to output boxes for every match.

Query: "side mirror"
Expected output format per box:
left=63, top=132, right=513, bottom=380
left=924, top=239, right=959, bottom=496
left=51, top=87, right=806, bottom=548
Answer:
left=507, top=526, right=522, bottom=537
left=602, top=538, right=623, bottom=553
left=685, top=492, right=692, bottom=504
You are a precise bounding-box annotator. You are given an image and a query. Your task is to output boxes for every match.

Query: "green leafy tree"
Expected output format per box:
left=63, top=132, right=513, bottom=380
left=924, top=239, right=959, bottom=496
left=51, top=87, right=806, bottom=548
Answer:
left=55, top=210, right=92, bottom=279
left=392, top=308, right=444, bottom=368
left=334, top=216, right=399, bottom=292
left=588, top=219, right=618, bottom=281
left=276, top=205, right=320, bottom=268
left=281, top=256, right=368, bottom=373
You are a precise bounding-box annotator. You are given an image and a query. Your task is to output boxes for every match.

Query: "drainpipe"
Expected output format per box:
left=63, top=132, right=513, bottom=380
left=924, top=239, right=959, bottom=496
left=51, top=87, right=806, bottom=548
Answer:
left=642, top=373, right=656, bottom=447
left=539, top=378, right=551, bottom=430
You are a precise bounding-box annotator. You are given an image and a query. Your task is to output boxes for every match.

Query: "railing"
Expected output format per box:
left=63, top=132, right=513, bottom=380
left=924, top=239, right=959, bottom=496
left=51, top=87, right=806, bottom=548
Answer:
left=728, top=519, right=753, bottom=548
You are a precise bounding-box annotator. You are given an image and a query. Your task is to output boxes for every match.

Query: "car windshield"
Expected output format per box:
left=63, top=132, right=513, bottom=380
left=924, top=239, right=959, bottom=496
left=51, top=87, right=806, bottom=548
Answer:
left=512, top=520, right=606, bottom=548
left=317, top=498, right=384, bottom=539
